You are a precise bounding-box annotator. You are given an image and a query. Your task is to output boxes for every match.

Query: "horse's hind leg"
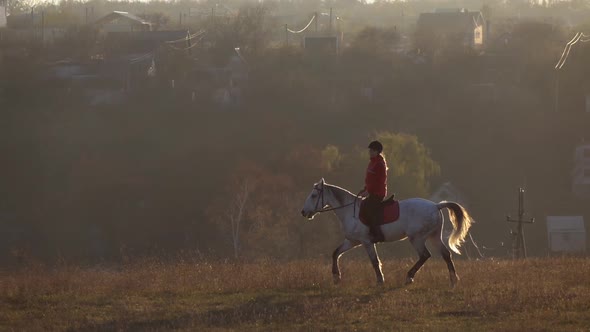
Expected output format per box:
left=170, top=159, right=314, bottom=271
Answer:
left=332, top=239, right=361, bottom=284
left=428, top=234, right=459, bottom=288
left=363, top=243, right=384, bottom=285
left=405, top=236, right=431, bottom=285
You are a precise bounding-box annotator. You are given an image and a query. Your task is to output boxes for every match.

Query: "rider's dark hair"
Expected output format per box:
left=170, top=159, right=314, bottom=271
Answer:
left=368, top=140, right=383, bottom=153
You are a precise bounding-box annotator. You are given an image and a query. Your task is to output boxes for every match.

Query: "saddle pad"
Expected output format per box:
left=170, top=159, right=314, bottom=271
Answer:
left=360, top=200, right=400, bottom=226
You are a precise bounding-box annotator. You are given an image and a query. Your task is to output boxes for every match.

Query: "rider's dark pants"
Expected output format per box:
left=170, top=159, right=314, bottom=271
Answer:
left=364, top=194, right=385, bottom=241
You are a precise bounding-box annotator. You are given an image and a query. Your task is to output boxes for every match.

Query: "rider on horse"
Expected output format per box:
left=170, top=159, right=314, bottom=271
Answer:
left=360, top=140, right=388, bottom=243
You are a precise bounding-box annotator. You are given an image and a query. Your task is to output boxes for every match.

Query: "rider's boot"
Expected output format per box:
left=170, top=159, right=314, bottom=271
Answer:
left=369, top=224, right=385, bottom=243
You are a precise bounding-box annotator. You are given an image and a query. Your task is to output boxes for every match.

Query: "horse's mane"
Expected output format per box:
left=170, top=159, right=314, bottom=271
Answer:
left=324, top=183, right=356, bottom=197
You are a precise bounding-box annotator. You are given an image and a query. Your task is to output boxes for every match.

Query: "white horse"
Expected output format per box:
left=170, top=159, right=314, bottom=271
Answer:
left=300, top=179, right=474, bottom=287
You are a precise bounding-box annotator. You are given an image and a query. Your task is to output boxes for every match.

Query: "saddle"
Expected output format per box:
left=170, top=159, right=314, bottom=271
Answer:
left=359, top=194, right=400, bottom=226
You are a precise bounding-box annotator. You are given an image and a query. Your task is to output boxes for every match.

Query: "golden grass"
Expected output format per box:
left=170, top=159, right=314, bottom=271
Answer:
left=1, top=257, right=590, bottom=331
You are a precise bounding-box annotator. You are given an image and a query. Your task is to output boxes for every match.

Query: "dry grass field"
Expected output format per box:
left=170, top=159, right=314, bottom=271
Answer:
left=1, top=257, right=589, bottom=331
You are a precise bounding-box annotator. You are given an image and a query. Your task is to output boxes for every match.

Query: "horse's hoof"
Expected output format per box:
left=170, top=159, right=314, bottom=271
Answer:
left=405, top=277, right=414, bottom=285
left=450, top=275, right=459, bottom=289
left=333, top=275, right=341, bottom=285
left=376, top=279, right=385, bottom=286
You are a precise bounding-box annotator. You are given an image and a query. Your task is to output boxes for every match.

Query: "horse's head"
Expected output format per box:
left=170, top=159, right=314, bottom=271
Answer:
left=301, top=178, right=328, bottom=220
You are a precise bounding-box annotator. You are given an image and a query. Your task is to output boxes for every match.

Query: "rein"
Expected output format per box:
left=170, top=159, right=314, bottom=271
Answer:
left=313, top=185, right=361, bottom=215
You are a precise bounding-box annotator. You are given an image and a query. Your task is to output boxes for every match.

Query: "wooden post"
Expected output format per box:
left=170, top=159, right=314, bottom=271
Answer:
left=555, top=69, right=560, bottom=113
left=506, top=187, right=535, bottom=259
left=41, top=10, right=44, bottom=45
left=329, top=8, right=332, bottom=32
left=315, top=12, right=318, bottom=32
left=187, top=30, right=192, bottom=56
left=31, top=7, right=34, bottom=41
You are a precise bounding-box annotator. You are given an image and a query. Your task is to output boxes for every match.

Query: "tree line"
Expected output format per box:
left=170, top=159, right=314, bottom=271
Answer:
left=2, top=0, right=590, bottom=263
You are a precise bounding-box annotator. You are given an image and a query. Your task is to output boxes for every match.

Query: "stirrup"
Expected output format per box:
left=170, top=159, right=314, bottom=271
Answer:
left=383, top=194, right=395, bottom=203
left=369, top=231, right=385, bottom=243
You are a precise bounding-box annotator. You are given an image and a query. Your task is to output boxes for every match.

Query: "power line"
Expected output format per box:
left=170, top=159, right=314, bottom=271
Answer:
left=555, top=32, right=579, bottom=69
left=287, top=14, right=316, bottom=34
left=555, top=32, right=588, bottom=69
left=164, top=30, right=205, bottom=44
left=553, top=31, right=589, bottom=113
left=130, top=52, right=154, bottom=64
left=166, top=35, right=204, bottom=51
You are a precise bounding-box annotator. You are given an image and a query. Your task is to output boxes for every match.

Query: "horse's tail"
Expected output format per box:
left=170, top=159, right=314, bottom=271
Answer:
left=436, top=201, right=474, bottom=255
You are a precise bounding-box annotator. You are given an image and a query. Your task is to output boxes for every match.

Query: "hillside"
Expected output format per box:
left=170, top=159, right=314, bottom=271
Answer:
left=2, top=257, right=589, bottom=331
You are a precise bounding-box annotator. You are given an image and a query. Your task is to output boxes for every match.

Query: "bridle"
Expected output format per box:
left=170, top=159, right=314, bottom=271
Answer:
left=311, top=184, right=359, bottom=214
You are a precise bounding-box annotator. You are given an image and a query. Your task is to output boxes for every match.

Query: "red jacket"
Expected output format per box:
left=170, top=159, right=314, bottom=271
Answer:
left=365, top=154, right=387, bottom=197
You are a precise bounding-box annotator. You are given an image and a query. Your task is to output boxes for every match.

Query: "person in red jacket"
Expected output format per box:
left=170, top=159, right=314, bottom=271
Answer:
left=360, top=140, right=388, bottom=243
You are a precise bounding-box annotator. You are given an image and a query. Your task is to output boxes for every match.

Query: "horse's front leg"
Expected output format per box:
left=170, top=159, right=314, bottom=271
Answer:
left=332, top=239, right=361, bottom=284
left=363, top=242, right=384, bottom=285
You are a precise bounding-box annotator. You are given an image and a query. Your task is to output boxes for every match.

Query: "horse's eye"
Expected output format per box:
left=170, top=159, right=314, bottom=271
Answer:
left=311, top=194, right=317, bottom=198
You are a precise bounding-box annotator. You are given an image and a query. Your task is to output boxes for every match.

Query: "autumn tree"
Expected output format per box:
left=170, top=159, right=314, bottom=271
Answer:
left=330, top=132, right=440, bottom=198
left=206, top=161, right=262, bottom=259
left=376, top=132, right=440, bottom=197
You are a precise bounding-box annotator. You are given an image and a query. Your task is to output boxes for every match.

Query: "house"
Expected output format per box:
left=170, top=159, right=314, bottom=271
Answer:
left=103, top=30, right=189, bottom=57
left=416, top=8, right=486, bottom=54
left=185, top=49, right=248, bottom=109
left=304, top=34, right=339, bottom=56
left=2, top=13, right=67, bottom=45
left=40, top=60, right=123, bottom=105
left=40, top=55, right=159, bottom=106
left=98, top=30, right=191, bottom=95
left=95, top=11, right=151, bottom=38
left=573, top=143, right=590, bottom=198
left=546, top=216, right=586, bottom=253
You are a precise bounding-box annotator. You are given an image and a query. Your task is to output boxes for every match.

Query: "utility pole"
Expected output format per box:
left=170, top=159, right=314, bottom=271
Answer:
left=187, top=29, right=192, bottom=56
left=285, top=24, right=288, bottom=46
left=329, top=8, right=332, bottom=33
left=41, top=10, right=44, bottom=45
left=31, top=7, right=34, bottom=42
left=555, top=68, right=560, bottom=113
left=401, top=7, right=405, bottom=34
left=506, top=188, right=535, bottom=259
left=315, top=12, right=318, bottom=32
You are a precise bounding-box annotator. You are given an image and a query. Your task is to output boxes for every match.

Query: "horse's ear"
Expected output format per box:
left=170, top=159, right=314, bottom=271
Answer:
left=320, top=178, right=325, bottom=184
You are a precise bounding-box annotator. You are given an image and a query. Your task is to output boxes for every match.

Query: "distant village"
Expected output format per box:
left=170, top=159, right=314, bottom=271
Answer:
left=0, top=0, right=589, bottom=259
left=2, top=1, right=585, bottom=110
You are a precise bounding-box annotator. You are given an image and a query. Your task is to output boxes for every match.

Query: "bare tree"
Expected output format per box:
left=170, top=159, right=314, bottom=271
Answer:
left=226, top=177, right=255, bottom=259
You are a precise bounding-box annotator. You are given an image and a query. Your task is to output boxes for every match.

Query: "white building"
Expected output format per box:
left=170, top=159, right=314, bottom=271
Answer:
left=573, top=143, right=590, bottom=198
left=546, top=216, right=586, bottom=253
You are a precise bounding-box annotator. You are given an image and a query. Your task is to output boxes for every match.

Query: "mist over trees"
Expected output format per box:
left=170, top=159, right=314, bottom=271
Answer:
left=1, top=0, right=590, bottom=264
